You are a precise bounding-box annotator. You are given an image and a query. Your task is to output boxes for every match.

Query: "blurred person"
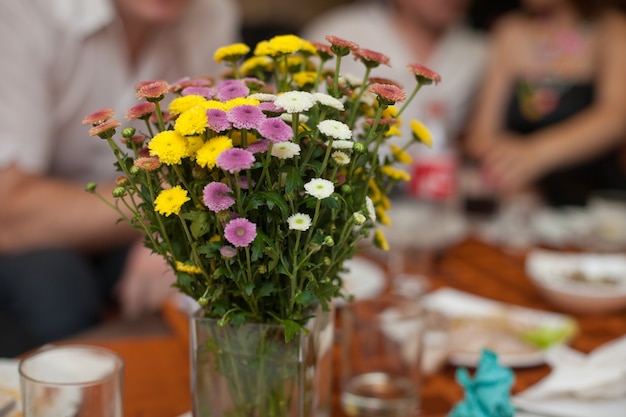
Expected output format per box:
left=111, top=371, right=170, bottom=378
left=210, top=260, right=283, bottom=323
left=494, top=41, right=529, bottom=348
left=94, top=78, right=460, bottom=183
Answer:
left=0, top=0, right=240, bottom=356
left=302, top=0, right=488, bottom=147
left=466, top=0, right=626, bottom=206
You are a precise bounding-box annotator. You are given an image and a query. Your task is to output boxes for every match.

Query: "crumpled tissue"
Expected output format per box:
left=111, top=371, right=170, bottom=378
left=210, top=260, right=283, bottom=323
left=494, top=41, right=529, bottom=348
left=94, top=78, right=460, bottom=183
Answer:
left=448, top=349, right=515, bottom=417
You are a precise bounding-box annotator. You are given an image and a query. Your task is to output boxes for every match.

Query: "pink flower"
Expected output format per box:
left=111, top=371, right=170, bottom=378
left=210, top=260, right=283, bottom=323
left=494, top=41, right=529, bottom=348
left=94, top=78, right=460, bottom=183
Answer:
left=369, top=83, right=407, bottom=104
left=325, top=35, right=359, bottom=56
left=88, top=119, right=121, bottom=137
left=246, top=139, right=270, bottom=154
left=227, top=105, right=265, bottom=130
left=169, top=77, right=213, bottom=93
left=203, top=182, right=235, bottom=212
left=407, top=63, right=442, bottom=85
left=207, top=109, right=231, bottom=132
left=216, top=148, right=255, bottom=173
left=368, top=77, right=404, bottom=89
left=353, top=48, right=390, bottom=68
left=311, top=41, right=334, bottom=60
left=125, top=102, right=156, bottom=120
left=257, top=117, right=293, bottom=143
left=82, top=108, right=115, bottom=125
left=220, top=245, right=237, bottom=258
left=133, top=156, right=161, bottom=171
left=136, top=80, right=170, bottom=99
left=182, top=86, right=214, bottom=99
left=224, top=218, right=257, bottom=247
left=215, top=79, right=249, bottom=101
left=258, top=101, right=281, bottom=114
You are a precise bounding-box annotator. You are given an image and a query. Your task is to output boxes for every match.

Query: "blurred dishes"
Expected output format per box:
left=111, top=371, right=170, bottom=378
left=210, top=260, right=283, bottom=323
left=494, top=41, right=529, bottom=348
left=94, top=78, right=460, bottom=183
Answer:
left=337, top=257, right=386, bottom=306
left=526, top=250, right=626, bottom=314
left=588, top=190, right=626, bottom=250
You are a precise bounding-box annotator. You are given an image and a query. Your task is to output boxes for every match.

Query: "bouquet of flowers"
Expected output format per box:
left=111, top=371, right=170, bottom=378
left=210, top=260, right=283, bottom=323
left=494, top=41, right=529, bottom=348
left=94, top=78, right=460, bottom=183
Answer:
left=84, top=34, right=438, bottom=335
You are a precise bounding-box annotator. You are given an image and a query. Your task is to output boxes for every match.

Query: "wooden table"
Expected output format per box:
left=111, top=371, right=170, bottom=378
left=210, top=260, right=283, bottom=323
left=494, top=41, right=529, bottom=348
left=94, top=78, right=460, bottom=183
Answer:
left=70, top=238, right=626, bottom=417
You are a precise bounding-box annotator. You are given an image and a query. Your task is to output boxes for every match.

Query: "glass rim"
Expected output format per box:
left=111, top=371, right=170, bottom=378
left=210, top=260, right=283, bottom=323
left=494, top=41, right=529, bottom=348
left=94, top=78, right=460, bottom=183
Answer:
left=18, top=344, right=124, bottom=386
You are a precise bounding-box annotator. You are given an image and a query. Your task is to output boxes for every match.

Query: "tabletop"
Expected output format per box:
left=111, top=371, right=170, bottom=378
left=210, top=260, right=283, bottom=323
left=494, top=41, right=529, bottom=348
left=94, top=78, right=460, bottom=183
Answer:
left=69, top=237, right=626, bottom=417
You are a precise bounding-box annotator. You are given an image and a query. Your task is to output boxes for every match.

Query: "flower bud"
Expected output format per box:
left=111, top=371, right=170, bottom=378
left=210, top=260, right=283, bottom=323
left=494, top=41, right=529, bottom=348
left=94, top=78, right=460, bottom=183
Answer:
left=85, top=182, right=97, bottom=193
left=129, top=165, right=140, bottom=176
left=323, top=236, right=335, bottom=247
left=198, top=297, right=209, bottom=307
left=257, top=265, right=267, bottom=274
left=122, top=127, right=136, bottom=138
left=353, top=212, right=366, bottom=225
left=323, top=256, right=331, bottom=266
left=115, top=176, right=129, bottom=187
left=340, top=184, right=352, bottom=194
left=352, top=142, right=366, bottom=153
left=112, top=186, right=126, bottom=198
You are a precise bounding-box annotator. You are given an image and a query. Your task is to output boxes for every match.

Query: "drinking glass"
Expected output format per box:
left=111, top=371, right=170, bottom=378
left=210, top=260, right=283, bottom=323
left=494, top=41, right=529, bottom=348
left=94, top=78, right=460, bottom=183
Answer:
left=19, top=345, right=123, bottom=417
left=340, top=294, right=425, bottom=417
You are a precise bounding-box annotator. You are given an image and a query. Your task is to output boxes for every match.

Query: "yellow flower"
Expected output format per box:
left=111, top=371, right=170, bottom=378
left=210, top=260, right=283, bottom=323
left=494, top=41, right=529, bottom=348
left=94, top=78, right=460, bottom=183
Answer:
left=293, top=71, right=317, bottom=88
left=385, top=125, right=402, bottom=137
left=214, top=42, right=250, bottom=63
left=209, top=234, right=221, bottom=243
left=203, top=100, right=228, bottom=111
left=368, top=179, right=382, bottom=202
left=186, top=135, right=204, bottom=156
left=175, top=261, right=203, bottom=275
left=382, top=105, right=401, bottom=123
left=175, top=106, right=207, bottom=136
left=374, top=229, right=389, bottom=251
left=380, top=195, right=391, bottom=210
left=376, top=206, right=391, bottom=226
left=154, top=186, right=190, bottom=217
left=240, top=56, right=273, bottom=76
left=230, top=130, right=258, bottom=147
left=390, top=144, right=413, bottom=165
left=268, top=34, right=303, bottom=55
left=410, top=119, right=433, bottom=147
left=223, top=97, right=260, bottom=111
left=381, top=165, right=410, bottom=182
left=196, top=135, right=233, bottom=169
left=169, top=95, right=208, bottom=116
left=253, top=40, right=273, bottom=56
left=148, top=131, right=188, bottom=165
left=299, top=39, right=317, bottom=56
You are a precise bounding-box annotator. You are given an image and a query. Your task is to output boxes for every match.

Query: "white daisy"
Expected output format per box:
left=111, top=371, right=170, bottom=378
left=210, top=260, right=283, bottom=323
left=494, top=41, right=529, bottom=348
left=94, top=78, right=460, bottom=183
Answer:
left=287, top=213, right=312, bottom=231
left=318, top=120, right=352, bottom=140
left=357, top=88, right=376, bottom=106
left=313, top=93, right=345, bottom=111
left=280, top=113, right=309, bottom=124
left=365, top=196, right=376, bottom=222
left=329, top=140, right=354, bottom=150
left=248, top=93, right=277, bottom=102
left=271, top=142, right=301, bottom=159
left=338, top=73, right=363, bottom=87
left=274, top=91, right=316, bottom=113
left=331, top=151, right=351, bottom=165
left=304, top=178, right=334, bottom=199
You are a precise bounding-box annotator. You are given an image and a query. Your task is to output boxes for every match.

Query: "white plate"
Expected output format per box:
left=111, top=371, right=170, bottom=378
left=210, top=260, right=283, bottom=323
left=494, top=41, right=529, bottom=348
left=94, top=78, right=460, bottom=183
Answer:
left=336, top=257, right=386, bottom=306
left=421, top=288, right=576, bottom=368
left=513, top=394, right=626, bottom=417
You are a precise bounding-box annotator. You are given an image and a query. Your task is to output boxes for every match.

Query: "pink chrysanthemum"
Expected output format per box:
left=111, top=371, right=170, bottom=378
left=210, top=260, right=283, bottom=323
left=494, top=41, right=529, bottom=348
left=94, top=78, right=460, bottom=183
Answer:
left=353, top=48, right=390, bottom=67
left=407, top=63, right=442, bottom=85
left=369, top=83, right=407, bottom=103
left=216, top=148, right=255, bottom=173
left=257, top=117, right=293, bottom=143
left=206, top=108, right=231, bottom=132
left=325, top=35, right=359, bottom=55
left=133, top=156, right=161, bottom=171
left=241, top=77, right=266, bottom=91
left=227, top=105, right=265, bottom=129
left=246, top=139, right=270, bottom=154
left=368, top=77, right=404, bottom=89
left=202, top=182, right=235, bottom=212
left=82, top=108, right=115, bottom=125
left=136, top=80, right=170, bottom=99
left=138, top=147, right=151, bottom=158
left=215, top=79, right=250, bottom=101
left=238, top=176, right=255, bottom=190
left=182, top=86, right=214, bottom=99
left=224, top=218, right=257, bottom=247
left=169, top=77, right=213, bottom=93
left=88, top=119, right=120, bottom=137
left=125, top=102, right=156, bottom=120
left=311, top=41, right=334, bottom=60
left=366, top=117, right=398, bottom=125
left=220, top=245, right=237, bottom=258
left=258, top=101, right=281, bottom=113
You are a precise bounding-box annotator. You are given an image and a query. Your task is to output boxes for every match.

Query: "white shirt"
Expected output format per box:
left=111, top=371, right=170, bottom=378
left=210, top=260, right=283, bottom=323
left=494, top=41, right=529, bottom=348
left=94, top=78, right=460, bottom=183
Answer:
left=0, top=0, right=240, bottom=183
left=302, top=1, right=488, bottom=149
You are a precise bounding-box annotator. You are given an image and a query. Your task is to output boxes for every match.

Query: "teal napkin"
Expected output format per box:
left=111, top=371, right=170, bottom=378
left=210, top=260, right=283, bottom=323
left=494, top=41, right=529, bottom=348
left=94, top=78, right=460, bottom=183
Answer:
left=448, top=350, right=515, bottom=417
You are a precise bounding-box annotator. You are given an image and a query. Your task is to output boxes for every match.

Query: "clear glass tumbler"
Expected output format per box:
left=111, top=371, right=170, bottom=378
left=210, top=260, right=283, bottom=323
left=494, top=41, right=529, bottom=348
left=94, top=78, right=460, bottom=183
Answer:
left=19, top=345, right=123, bottom=417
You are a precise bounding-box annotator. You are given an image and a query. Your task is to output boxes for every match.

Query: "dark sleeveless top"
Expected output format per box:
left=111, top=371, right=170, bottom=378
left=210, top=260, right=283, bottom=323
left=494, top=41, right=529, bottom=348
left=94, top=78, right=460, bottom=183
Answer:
left=506, top=79, right=626, bottom=206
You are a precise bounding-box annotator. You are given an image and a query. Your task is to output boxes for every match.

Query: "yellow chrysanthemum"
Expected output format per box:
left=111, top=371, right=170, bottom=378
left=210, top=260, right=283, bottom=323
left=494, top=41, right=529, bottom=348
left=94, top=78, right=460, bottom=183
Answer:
left=375, top=206, right=391, bottom=226
left=293, top=71, right=317, bottom=88
left=209, top=234, right=221, bottom=243
left=148, top=131, right=188, bottom=165
left=368, top=179, right=382, bottom=202
left=174, top=106, right=208, bottom=136
left=195, top=135, right=233, bottom=169
left=240, top=56, right=274, bottom=76
left=380, top=195, right=391, bottom=211
left=268, top=34, right=303, bottom=55
left=223, top=97, right=260, bottom=111
left=186, top=135, right=204, bottom=156
left=382, top=105, right=400, bottom=121
left=410, top=119, right=433, bottom=147
left=253, top=40, right=273, bottom=57
left=381, top=165, right=410, bottom=182
left=230, top=130, right=258, bottom=147
left=168, top=95, right=208, bottom=116
left=299, top=39, right=317, bottom=56
left=203, top=100, right=228, bottom=111
left=384, top=125, right=402, bottom=138
left=390, top=144, right=413, bottom=165
left=374, top=229, right=389, bottom=251
left=175, top=261, right=203, bottom=275
left=154, top=186, right=190, bottom=217
left=214, top=42, right=250, bottom=63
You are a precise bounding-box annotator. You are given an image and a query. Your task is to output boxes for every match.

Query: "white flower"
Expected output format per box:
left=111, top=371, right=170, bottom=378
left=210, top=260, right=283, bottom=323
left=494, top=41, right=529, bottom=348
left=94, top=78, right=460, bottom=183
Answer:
left=304, top=178, right=334, bottom=199
left=353, top=212, right=366, bottom=225
left=329, top=140, right=354, bottom=150
left=338, top=73, right=363, bottom=86
left=280, top=113, right=309, bottom=124
left=331, top=151, right=351, bottom=165
left=357, top=88, right=376, bottom=106
left=274, top=91, right=316, bottom=113
left=313, top=93, right=344, bottom=111
left=248, top=93, right=277, bottom=102
left=287, top=213, right=312, bottom=231
left=365, top=196, right=376, bottom=222
left=318, top=119, right=352, bottom=140
left=271, top=142, right=301, bottom=159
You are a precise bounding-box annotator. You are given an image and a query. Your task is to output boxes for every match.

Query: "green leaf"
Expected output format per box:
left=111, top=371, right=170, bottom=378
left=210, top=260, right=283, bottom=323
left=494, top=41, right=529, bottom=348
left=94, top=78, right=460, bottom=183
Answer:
left=256, top=191, right=289, bottom=216
left=181, top=211, right=212, bottom=239
left=295, top=290, right=315, bottom=306
left=258, top=282, right=276, bottom=298
left=284, top=166, right=304, bottom=195
left=281, top=319, right=301, bottom=343
left=245, top=282, right=255, bottom=296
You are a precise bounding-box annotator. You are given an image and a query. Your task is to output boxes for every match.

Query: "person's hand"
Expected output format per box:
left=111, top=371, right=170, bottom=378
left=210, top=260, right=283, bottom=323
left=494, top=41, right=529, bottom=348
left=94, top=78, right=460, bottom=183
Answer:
left=115, top=240, right=178, bottom=319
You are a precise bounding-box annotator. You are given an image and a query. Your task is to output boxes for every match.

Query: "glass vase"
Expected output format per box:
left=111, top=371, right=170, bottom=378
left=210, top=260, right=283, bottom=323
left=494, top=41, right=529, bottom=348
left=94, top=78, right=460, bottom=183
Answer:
left=190, top=305, right=334, bottom=417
